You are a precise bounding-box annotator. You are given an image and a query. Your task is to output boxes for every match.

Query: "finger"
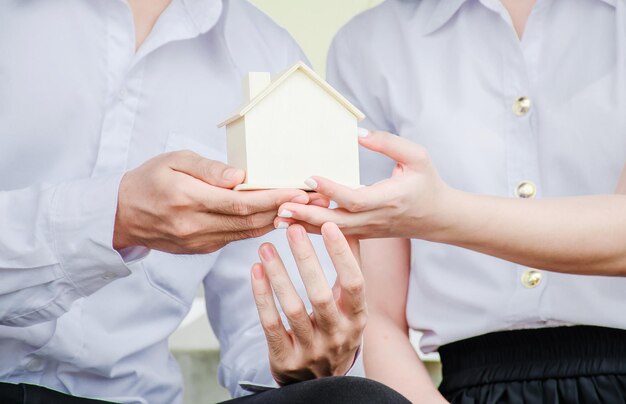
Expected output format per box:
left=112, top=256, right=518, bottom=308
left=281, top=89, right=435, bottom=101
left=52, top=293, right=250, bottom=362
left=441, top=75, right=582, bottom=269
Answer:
left=346, top=236, right=362, bottom=267
left=358, top=131, right=430, bottom=170
left=170, top=223, right=276, bottom=254
left=168, top=150, right=245, bottom=189
left=210, top=210, right=278, bottom=233
left=304, top=177, right=373, bottom=212
left=308, top=193, right=331, bottom=208
left=219, top=223, right=276, bottom=244
left=305, top=177, right=399, bottom=213
left=277, top=203, right=368, bottom=234
left=259, top=243, right=314, bottom=346
left=251, top=263, right=292, bottom=358
left=286, top=225, right=339, bottom=332
left=278, top=203, right=343, bottom=227
left=274, top=218, right=322, bottom=235
left=195, top=186, right=309, bottom=216
left=321, top=223, right=366, bottom=317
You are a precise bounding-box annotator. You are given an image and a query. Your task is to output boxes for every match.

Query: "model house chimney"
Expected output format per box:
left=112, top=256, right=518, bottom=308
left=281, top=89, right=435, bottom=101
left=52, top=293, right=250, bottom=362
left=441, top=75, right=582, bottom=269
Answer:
left=244, top=72, right=271, bottom=101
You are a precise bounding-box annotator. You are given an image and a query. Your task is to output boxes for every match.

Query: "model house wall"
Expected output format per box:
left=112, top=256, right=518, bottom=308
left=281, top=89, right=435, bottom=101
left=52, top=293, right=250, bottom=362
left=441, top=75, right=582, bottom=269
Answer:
left=219, top=62, right=364, bottom=190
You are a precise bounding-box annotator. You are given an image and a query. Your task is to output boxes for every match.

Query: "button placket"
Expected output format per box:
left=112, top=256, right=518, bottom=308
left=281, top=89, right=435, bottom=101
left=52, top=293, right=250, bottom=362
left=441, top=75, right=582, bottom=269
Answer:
left=91, top=3, right=143, bottom=178
left=501, top=22, right=547, bottom=324
left=91, top=63, right=146, bottom=177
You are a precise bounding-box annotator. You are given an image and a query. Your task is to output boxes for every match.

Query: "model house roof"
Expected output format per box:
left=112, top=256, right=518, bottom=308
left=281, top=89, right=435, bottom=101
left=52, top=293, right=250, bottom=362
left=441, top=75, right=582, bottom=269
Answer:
left=218, top=61, right=365, bottom=127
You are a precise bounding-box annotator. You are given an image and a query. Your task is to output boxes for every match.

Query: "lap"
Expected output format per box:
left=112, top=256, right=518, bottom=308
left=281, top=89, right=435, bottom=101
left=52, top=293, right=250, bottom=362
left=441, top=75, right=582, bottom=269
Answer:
left=221, top=376, right=410, bottom=404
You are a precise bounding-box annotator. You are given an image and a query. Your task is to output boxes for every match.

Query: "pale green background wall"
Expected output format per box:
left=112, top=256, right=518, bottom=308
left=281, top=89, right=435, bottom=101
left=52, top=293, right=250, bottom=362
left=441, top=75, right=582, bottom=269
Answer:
left=248, top=0, right=384, bottom=75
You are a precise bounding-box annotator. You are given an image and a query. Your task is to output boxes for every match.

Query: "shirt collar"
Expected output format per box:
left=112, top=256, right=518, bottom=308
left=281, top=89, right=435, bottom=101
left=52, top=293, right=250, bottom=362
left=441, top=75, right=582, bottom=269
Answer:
left=182, top=0, right=223, bottom=34
left=418, top=0, right=617, bottom=36
left=418, top=0, right=468, bottom=36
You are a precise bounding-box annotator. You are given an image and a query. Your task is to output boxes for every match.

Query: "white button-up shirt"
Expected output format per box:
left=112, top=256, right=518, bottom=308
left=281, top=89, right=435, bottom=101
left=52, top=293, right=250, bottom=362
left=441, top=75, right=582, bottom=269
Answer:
left=328, top=0, right=626, bottom=353
left=0, top=0, right=351, bottom=402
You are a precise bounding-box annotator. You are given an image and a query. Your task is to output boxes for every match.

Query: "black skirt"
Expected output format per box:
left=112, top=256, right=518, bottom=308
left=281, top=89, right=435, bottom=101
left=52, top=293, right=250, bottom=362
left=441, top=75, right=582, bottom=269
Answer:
left=438, top=326, right=626, bottom=404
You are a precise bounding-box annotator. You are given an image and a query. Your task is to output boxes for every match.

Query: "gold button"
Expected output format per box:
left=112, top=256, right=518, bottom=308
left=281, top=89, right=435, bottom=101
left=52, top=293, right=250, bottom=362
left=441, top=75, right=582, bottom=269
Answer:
left=515, top=181, right=536, bottom=199
left=521, top=270, right=542, bottom=288
left=512, top=96, right=531, bottom=116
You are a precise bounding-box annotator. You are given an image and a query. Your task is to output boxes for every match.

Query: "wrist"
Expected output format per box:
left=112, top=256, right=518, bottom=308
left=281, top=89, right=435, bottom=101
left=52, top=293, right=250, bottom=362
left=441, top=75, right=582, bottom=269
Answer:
left=420, top=186, right=467, bottom=243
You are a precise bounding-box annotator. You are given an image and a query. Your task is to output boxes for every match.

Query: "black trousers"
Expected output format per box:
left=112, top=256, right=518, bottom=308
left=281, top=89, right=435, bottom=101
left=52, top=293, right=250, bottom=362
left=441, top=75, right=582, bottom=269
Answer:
left=1, top=377, right=409, bottom=404
left=0, top=383, right=115, bottom=404
left=439, top=326, right=626, bottom=404
left=221, top=376, right=410, bottom=404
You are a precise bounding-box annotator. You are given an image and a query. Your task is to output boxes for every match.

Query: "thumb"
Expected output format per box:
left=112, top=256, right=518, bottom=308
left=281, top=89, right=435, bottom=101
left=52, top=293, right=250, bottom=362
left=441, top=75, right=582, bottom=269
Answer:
left=168, top=150, right=245, bottom=189
left=359, top=130, right=430, bottom=170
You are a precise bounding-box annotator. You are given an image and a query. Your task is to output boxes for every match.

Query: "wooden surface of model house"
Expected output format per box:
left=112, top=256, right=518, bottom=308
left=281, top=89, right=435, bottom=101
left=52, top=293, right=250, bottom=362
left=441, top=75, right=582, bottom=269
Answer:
left=218, top=61, right=365, bottom=190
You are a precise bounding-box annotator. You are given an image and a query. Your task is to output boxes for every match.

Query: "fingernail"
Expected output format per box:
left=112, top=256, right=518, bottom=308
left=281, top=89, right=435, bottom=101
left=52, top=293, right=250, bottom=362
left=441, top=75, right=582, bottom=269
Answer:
left=357, top=127, right=370, bottom=138
left=276, top=221, right=289, bottom=230
left=252, top=264, right=265, bottom=280
left=288, top=225, right=305, bottom=241
left=223, top=168, right=241, bottom=180
left=290, top=194, right=309, bottom=204
left=260, top=244, right=275, bottom=261
left=278, top=210, right=293, bottom=218
left=304, top=178, right=318, bottom=190
left=322, top=223, right=341, bottom=241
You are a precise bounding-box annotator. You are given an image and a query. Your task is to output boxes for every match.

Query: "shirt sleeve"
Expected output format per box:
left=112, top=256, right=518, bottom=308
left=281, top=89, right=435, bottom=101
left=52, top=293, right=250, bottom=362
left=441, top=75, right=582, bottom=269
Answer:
left=0, top=174, right=148, bottom=327
left=326, top=25, right=397, bottom=186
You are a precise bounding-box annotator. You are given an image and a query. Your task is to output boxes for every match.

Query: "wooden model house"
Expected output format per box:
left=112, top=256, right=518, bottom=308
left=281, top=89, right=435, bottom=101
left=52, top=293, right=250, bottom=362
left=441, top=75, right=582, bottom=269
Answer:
left=218, top=61, right=365, bottom=190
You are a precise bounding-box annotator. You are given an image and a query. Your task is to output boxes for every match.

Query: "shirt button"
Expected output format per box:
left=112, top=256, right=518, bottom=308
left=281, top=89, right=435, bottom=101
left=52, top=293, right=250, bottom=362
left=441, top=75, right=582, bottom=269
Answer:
left=521, top=269, right=542, bottom=288
left=25, top=357, right=43, bottom=371
left=515, top=181, right=537, bottom=198
left=512, top=96, right=531, bottom=116
left=102, top=272, right=117, bottom=280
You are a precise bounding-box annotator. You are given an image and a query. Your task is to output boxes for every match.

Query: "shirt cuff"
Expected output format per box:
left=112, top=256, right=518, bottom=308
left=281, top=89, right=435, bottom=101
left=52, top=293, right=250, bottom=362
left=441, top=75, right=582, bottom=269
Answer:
left=344, top=341, right=365, bottom=377
left=50, top=173, right=148, bottom=297
left=238, top=380, right=278, bottom=394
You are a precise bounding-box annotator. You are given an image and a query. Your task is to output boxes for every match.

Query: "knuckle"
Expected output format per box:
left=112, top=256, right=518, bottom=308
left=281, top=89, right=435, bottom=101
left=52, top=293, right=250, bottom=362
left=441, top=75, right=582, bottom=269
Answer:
left=343, top=277, right=365, bottom=296
left=330, top=242, right=350, bottom=257
left=254, top=292, right=272, bottom=310
left=356, top=312, right=368, bottom=330
left=264, top=318, right=284, bottom=335
left=244, top=213, right=265, bottom=230
left=284, top=303, right=308, bottom=321
left=310, top=290, right=335, bottom=310
left=171, top=219, right=195, bottom=240
left=281, top=360, right=301, bottom=375
left=231, top=198, right=251, bottom=216
left=167, top=183, right=192, bottom=208
left=328, top=334, right=347, bottom=351
left=347, top=200, right=365, bottom=212
left=247, top=227, right=270, bottom=239
left=293, top=249, right=315, bottom=262
left=307, top=350, right=325, bottom=365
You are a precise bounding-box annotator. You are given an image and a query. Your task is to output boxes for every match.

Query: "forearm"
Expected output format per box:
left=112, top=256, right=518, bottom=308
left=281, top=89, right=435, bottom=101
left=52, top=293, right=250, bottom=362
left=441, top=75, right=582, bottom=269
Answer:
left=616, top=167, right=626, bottom=194
left=430, top=190, right=626, bottom=275
left=364, top=314, right=444, bottom=403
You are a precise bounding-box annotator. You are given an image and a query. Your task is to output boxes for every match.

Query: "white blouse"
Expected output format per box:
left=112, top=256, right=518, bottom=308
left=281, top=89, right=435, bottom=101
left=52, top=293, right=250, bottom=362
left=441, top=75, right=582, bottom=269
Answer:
left=328, top=0, right=626, bottom=352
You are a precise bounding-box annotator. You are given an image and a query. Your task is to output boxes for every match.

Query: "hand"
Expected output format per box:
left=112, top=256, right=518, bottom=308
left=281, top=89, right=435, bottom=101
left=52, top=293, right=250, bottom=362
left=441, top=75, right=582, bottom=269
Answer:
left=113, top=150, right=310, bottom=254
left=251, top=223, right=366, bottom=385
left=274, top=131, right=453, bottom=240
